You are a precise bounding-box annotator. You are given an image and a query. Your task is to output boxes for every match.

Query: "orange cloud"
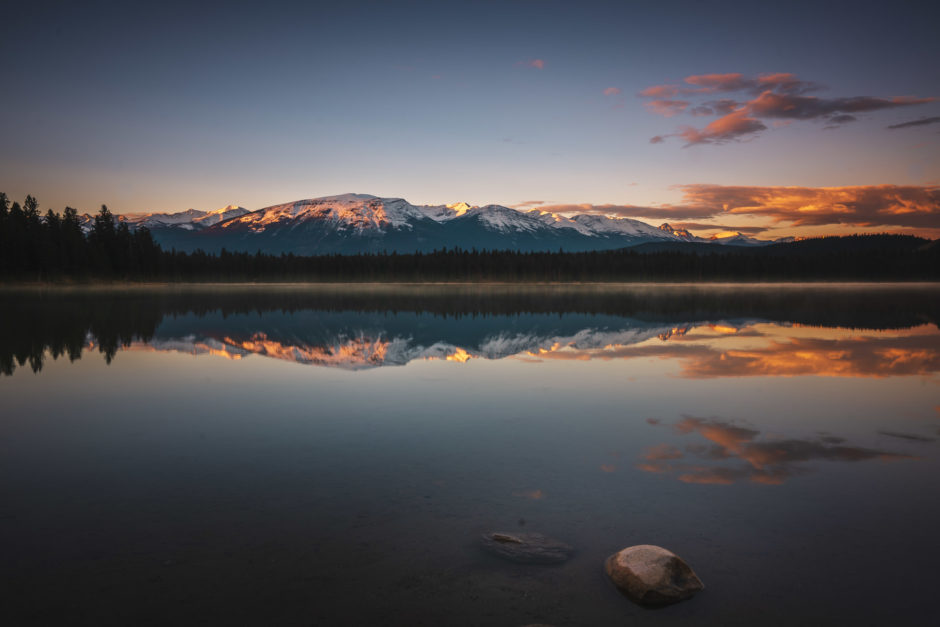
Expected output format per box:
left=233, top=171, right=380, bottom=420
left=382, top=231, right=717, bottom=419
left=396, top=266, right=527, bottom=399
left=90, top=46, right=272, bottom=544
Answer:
left=532, top=184, right=940, bottom=230
left=639, top=416, right=913, bottom=485
left=603, top=87, right=621, bottom=96
left=515, top=326, right=940, bottom=379
left=678, top=183, right=940, bottom=229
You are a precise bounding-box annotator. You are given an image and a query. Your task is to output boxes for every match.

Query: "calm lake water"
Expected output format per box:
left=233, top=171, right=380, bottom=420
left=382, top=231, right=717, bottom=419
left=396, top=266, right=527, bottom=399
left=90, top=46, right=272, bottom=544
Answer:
left=2, top=284, right=939, bottom=626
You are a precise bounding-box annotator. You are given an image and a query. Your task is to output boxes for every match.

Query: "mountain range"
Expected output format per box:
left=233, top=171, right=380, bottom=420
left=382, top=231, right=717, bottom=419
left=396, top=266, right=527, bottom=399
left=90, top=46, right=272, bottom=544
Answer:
left=142, top=310, right=720, bottom=370
left=80, top=193, right=788, bottom=255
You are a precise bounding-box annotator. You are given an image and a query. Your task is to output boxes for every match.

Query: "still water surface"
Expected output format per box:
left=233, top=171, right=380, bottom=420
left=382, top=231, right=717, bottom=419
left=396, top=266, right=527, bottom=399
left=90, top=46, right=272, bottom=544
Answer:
left=2, top=284, right=939, bottom=625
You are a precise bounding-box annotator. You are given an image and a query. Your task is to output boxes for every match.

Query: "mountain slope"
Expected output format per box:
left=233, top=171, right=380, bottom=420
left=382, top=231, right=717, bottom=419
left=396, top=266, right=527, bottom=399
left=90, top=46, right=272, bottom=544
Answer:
left=104, top=194, right=783, bottom=254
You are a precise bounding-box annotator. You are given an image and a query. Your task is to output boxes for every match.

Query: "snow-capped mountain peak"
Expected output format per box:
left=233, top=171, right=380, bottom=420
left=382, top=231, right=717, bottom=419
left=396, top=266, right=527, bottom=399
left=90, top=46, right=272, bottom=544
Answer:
left=446, top=202, right=472, bottom=216
left=659, top=223, right=695, bottom=241
left=78, top=193, right=780, bottom=254
left=193, top=205, right=249, bottom=227
left=219, top=195, right=440, bottom=232
left=708, top=231, right=768, bottom=246
left=464, top=204, right=546, bottom=233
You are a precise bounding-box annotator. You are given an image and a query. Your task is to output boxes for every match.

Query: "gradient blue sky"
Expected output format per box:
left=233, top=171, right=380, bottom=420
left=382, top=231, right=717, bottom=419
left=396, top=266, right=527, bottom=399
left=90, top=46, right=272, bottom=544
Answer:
left=2, top=0, right=938, bottom=237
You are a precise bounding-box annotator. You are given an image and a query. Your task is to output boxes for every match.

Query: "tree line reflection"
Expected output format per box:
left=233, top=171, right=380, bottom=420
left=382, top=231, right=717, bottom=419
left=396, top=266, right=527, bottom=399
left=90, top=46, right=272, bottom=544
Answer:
left=2, top=285, right=939, bottom=376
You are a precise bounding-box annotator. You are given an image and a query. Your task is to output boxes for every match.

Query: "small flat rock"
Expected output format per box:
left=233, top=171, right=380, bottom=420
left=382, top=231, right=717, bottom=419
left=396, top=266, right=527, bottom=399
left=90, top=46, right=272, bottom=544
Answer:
left=479, top=532, right=573, bottom=564
left=605, top=544, right=704, bottom=606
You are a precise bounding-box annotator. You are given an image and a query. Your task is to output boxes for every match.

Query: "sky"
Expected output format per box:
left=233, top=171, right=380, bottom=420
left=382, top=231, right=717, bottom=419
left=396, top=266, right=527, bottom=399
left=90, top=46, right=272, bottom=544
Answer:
left=2, top=0, right=939, bottom=239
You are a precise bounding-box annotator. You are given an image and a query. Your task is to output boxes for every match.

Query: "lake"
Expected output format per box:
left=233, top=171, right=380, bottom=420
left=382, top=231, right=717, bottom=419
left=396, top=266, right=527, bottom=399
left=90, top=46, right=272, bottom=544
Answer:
left=1, top=284, right=939, bottom=626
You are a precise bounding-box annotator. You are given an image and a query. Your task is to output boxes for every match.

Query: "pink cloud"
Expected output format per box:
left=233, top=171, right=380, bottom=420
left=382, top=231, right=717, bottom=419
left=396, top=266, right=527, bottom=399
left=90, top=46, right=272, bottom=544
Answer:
left=684, top=72, right=753, bottom=92
left=639, top=84, right=680, bottom=98
left=603, top=87, right=621, bottom=96
left=677, top=109, right=767, bottom=145
left=645, top=99, right=690, bottom=117
left=519, top=58, right=545, bottom=70
left=638, top=72, right=934, bottom=145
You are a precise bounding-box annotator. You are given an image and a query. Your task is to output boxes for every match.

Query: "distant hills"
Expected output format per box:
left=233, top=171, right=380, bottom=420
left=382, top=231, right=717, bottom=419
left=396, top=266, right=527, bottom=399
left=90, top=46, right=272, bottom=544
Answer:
left=79, top=193, right=790, bottom=254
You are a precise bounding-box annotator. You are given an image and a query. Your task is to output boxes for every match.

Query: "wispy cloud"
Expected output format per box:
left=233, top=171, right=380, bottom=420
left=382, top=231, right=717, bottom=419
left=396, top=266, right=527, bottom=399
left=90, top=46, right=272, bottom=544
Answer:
left=518, top=58, right=545, bottom=70
left=603, top=87, right=621, bottom=96
left=877, top=430, right=936, bottom=442
left=887, top=116, right=940, bottom=130
left=645, top=99, right=690, bottom=117
left=640, top=72, right=934, bottom=145
left=511, top=200, right=546, bottom=208
left=669, top=222, right=767, bottom=235
left=523, top=202, right=718, bottom=220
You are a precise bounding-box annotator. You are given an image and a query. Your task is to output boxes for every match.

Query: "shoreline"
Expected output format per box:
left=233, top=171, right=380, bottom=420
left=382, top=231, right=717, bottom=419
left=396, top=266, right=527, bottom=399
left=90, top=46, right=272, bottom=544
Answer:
left=3, top=280, right=940, bottom=290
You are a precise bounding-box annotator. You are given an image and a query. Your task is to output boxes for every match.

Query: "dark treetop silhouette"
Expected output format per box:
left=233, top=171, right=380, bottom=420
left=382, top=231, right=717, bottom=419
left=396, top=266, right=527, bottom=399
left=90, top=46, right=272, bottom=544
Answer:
left=1, top=193, right=938, bottom=282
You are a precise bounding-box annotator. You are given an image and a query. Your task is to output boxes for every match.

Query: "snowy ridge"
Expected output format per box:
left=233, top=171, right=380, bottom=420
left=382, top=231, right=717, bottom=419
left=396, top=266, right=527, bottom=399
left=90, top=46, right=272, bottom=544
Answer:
left=658, top=223, right=696, bottom=241
left=131, top=320, right=753, bottom=370
left=79, top=205, right=249, bottom=232
left=215, top=194, right=698, bottom=240
left=82, top=193, right=786, bottom=253
left=218, top=194, right=443, bottom=233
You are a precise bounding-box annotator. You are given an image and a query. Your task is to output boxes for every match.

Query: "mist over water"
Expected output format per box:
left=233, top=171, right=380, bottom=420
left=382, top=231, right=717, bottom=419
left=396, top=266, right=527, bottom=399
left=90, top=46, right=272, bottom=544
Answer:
left=2, top=285, right=939, bottom=625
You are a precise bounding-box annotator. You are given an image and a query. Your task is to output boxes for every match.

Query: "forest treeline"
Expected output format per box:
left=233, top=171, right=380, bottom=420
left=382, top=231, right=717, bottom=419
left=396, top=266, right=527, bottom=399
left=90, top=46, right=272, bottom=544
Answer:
left=0, top=193, right=161, bottom=278
left=1, top=193, right=938, bottom=282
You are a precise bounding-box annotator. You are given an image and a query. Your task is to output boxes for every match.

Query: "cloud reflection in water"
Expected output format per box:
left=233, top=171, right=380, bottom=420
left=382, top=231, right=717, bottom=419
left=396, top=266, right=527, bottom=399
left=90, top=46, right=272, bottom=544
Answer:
left=638, top=416, right=914, bottom=485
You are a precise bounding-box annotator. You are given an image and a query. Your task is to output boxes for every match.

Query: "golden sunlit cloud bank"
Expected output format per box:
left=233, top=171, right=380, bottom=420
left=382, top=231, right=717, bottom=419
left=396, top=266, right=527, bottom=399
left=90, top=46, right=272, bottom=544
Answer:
left=530, top=184, right=940, bottom=239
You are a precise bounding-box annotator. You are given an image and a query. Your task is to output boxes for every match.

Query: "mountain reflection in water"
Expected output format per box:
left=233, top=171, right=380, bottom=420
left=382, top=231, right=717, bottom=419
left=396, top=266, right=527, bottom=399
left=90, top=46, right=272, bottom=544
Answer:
left=2, top=284, right=939, bottom=377
left=2, top=284, right=939, bottom=626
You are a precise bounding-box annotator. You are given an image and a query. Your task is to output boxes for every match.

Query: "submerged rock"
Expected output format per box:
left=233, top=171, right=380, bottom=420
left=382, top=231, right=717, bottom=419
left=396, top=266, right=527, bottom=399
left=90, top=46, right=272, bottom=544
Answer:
left=605, top=544, right=703, bottom=606
left=479, top=532, right=573, bottom=564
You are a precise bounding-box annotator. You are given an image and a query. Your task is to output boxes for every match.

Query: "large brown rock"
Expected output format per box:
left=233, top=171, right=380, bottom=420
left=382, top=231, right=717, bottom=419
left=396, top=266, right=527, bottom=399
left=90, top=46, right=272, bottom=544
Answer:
left=479, top=532, right=573, bottom=564
left=604, top=544, right=704, bottom=606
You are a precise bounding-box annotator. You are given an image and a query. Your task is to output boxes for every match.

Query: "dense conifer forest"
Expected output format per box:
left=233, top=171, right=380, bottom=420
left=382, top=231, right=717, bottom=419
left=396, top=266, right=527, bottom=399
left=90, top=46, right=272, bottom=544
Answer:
left=1, top=193, right=938, bottom=282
